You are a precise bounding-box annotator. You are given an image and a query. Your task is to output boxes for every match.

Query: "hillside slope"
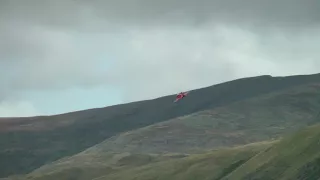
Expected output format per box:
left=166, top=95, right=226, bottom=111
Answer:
left=1, top=73, right=320, bottom=177
left=81, top=124, right=320, bottom=180
left=11, top=82, right=320, bottom=180
left=223, top=123, right=320, bottom=180
left=83, top=83, right=320, bottom=154
left=23, top=123, right=320, bottom=180
left=19, top=141, right=275, bottom=180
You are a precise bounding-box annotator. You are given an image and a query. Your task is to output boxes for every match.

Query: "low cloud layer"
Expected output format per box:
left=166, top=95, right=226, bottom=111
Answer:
left=1, top=0, right=319, bottom=28
left=0, top=101, right=39, bottom=117
left=0, top=0, right=319, bottom=116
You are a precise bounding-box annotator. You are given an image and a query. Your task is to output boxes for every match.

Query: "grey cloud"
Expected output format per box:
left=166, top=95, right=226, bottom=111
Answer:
left=0, top=0, right=320, bottom=105
left=105, top=27, right=320, bottom=102
left=92, top=0, right=320, bottom=28
left=1, top=0, right=319, bottom=29
left=0, top=23, right=111, bottom=99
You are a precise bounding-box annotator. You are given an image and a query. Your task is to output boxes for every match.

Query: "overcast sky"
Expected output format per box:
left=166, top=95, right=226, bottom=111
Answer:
left=0, top=0, right=320, bottom=117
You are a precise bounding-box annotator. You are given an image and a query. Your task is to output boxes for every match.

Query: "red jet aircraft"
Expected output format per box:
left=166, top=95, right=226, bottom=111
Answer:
left=174, top=92, right=189, bottom=103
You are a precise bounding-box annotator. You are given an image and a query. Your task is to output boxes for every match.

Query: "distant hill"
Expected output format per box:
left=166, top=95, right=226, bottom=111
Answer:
left=1, top=73, right=320, bottom=177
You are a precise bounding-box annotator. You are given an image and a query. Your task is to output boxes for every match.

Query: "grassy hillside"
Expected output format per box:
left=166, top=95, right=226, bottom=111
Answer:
left=18, top=152, right=180, bottom=180
left=98, top=142, right=273, bottom=180
left=223, top=124, right=320, bottom=180
left=19, top=141, right=274, bottom=180
left=11, top=82, right=320, bottom=180
left=1, top=73, right=320, bottom=177
left=21, top=124, right=320, bottom=180
left=82, top=83, right=320, bottom=154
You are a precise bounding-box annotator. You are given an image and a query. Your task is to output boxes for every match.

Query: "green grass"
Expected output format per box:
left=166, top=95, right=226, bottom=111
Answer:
left=10, top=123, right=320, bottom=180
left=21, top=152, right=188, bottom=180
left=22, top=141, right=273, bottom=180
left=24, top=124, right=320, bottom=180
left=223, top=124, right=320, bottom=180
left=108, top=124, right=320, bottom=180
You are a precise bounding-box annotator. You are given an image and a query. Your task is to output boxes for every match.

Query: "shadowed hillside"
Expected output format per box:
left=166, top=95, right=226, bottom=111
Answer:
left=1, top=73, right=320, bottom=177
left=21, top=124, right=320, bottom=180
left=82, top=83, right=320, bottom=154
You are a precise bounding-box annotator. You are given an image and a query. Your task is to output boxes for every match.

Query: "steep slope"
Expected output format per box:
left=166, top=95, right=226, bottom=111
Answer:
left=223, top=123, right=320, bottom=180
left=1, top=73, right=320, bottom=177
left=23, top=123, right=320, bottom=180
left=82, top=83, right=320, bottom=154
left=19, top=141, right=274, bottom=180
left=97, top=141, right=273, bottom=180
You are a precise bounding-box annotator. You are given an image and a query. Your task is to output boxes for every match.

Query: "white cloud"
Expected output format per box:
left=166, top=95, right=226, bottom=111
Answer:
left=0, top=101, right=39, bottom=117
